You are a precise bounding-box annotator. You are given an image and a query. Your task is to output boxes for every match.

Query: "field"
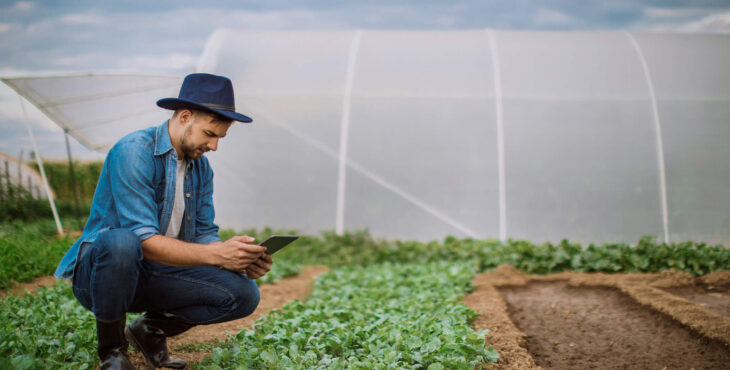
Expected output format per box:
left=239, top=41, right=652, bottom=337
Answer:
left=2, top=219, right=729, bottom=369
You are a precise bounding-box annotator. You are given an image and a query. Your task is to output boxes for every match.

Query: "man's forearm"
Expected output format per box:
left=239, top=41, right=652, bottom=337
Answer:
left=141, top=234, right=216, bottom=267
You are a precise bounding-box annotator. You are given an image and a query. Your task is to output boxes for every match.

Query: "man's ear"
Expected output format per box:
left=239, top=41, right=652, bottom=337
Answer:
left=178, top=109, right=194, bottom=125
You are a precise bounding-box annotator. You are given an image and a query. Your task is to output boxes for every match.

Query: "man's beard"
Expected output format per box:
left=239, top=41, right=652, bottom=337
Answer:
left=180, top=125, right=203, bottom=160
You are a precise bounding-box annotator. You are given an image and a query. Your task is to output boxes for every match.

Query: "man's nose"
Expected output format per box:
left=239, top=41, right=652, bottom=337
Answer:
left=208, top=137, right=219, bottom=151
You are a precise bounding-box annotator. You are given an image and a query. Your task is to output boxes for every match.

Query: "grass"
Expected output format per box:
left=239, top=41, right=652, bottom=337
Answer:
left=28, top=160, right=102, bottom=205
left=0, top=219, right=74, bottom=290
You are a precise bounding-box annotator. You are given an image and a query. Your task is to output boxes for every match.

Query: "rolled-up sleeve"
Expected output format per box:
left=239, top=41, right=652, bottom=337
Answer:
left=194, top=162, right=221, bottom=244
left=108, top=140, right=160, bottom=241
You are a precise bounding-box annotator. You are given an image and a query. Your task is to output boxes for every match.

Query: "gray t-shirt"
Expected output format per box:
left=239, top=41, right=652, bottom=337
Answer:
left=165, top=159, right=186, bottom=238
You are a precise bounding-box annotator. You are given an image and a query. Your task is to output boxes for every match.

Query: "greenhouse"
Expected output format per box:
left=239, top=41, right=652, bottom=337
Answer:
left=3, top=29, right=730, bottom=245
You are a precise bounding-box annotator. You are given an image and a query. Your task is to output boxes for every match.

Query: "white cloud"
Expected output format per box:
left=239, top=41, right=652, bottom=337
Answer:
left=60, top=13, right=108, bottom=26
left=147, top=7, right=352, bottom=31
left=0, top=23, right=11, bottom=32
left=34, top=134, right=65, bottom=144
left=676, top=11, right=730, bottom=33
left=24, top=18, right=55, bottom=34
left=647, top=11, right=730, bottom=33
left=51, top=54, right=99, bottom=68
left=118, top=53, right=199, bottom=72
left=434, top=15, right=460, bottom=27
left=533, top=8, right=573, bottom=28
left=13, top=1, right=34, bottom=11
left=643, top=7, right=709, bottom=19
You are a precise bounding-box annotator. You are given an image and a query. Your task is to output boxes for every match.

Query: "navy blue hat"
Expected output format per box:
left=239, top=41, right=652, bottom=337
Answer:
left=157, top=73, right=252, bottom=123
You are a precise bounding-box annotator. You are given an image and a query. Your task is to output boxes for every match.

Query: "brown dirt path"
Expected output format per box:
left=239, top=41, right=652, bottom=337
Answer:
left=0, top=275, right=61, bottom=299
left=127, top=265, right=329, bottom=368
left=463, top=265, right=730, bottom=370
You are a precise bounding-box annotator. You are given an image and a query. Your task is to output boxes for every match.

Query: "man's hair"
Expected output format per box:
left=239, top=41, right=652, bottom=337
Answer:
left=172, top=108, right=233, bottom=125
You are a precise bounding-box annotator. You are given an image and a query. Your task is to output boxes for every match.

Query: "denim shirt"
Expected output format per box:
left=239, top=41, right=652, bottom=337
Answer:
left=54, top=120, right=221, bottom=279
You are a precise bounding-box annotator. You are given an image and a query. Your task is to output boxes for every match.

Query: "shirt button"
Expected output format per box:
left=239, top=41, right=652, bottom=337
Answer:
left=185, top=175, right=189, bottom=179
left=186, top=216, right=191, bottom=221
left=185, top=193, right=191, bottom=198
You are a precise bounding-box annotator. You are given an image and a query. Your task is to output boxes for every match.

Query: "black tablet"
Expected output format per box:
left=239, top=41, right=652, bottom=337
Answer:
left=258, top=235, right=299, bottom=254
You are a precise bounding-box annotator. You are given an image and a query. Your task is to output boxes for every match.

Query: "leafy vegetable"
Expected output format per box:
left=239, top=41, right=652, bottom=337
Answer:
left=223, top=228, right=729, bottom=277
left=0, top=282, right=98, bottom=368
left=197, top=263, right=499, bottom=369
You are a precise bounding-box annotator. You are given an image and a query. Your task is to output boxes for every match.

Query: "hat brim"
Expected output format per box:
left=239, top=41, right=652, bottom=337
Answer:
left=157, top=98, right=253, bottom=123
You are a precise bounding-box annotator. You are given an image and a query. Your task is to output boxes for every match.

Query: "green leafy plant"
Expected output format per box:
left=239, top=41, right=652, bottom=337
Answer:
left=197, top=262, right=499, bottom=369
left=255, top=259, right=301, bottom=285
left=220, top=228, right=729, bottom=277
left=0, top=283, right=98, bottom=369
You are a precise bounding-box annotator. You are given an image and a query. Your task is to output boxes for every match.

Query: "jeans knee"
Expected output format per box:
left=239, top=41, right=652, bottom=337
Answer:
left=227, top=279, right=260, bottom=319
left=93, top=229, right=142, bottom=270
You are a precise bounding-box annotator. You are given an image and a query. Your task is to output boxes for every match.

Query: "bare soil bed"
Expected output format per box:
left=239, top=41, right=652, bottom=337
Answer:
left=503, top=282, right=729, bottom=369
left=463, top=265, right=730, bottom=370
left=662, top=271, right=730, bottom=317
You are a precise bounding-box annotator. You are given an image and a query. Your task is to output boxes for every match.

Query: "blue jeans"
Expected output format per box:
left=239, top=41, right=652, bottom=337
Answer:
left=72, top=229, right=260, bottom=324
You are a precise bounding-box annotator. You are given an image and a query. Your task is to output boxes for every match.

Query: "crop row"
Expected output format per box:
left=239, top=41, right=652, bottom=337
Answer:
left=3, top=220, right=727, bottom=291
left=231, top=229, right=729, bottom=277
left=198, top=262, right=498, bottom=369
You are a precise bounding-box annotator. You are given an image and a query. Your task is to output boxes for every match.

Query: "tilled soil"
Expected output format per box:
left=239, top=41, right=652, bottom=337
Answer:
left=463, top=265, right=730, bottom=370
left=502, top=282, right=730, bottom=369
left=663, top=286, right=730, bottom=317
left=662, top=272, right=730, bottom=318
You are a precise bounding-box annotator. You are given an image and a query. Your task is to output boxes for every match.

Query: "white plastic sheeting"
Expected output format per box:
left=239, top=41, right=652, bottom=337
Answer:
left=2, top=74, right=181, bottom=151
left=3, top=30, right=730, bottom=245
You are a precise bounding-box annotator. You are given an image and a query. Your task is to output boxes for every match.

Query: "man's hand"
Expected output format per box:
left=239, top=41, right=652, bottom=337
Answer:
left=213, top=235, right=267, bottom=272
left=245, top=253, right=273, bottom=280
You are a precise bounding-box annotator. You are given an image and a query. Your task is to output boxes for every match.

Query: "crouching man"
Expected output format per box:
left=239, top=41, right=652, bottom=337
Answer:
left=54, top=73, right=273, bottom=369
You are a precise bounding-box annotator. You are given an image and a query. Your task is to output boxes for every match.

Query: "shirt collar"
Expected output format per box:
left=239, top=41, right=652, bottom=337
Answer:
left=154, top=120, right=174, bottom=156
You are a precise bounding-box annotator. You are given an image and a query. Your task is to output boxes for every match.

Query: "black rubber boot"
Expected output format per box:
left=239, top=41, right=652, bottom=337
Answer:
left=97, top=319, right=134, bottom=370
left=125, top=312, right=192, bottom=369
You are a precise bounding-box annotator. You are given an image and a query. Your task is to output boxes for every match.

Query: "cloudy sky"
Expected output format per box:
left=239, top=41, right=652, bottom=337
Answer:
left=1, top=0, right=729, bottom=160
